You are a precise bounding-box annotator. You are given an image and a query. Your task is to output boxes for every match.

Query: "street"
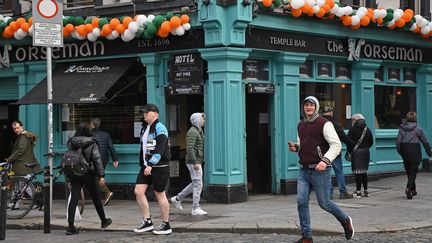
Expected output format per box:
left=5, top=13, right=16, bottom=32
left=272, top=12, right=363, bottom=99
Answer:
left=2, top=227, right=432, bottom=243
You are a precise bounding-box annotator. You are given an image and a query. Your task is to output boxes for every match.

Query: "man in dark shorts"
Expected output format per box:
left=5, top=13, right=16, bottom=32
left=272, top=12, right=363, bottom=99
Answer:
left=133, top=104, right=171, bottom=235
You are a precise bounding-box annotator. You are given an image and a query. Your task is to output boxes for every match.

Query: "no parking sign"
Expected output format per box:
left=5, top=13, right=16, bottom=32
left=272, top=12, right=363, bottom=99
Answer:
left=32, top=0, right=63, bottom=47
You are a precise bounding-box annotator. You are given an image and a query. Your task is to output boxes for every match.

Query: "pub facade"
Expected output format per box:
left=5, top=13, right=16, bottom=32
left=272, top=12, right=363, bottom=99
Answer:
left=1, top=1, right=432, bottom=203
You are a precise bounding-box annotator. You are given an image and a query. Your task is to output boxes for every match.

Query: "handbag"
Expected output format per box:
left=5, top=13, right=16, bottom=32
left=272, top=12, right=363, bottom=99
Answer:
left=345, top=127, right=367, bottom=161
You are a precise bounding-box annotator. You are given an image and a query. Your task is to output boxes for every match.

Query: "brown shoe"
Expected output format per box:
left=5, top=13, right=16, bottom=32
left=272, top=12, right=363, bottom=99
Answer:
left=104, top=192, right=114, bottom=206
left=339, top=192, right=354, bottom=199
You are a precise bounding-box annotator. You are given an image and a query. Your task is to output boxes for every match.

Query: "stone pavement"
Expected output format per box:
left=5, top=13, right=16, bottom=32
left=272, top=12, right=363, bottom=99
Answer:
left=6, top=173, right=432, bottom=236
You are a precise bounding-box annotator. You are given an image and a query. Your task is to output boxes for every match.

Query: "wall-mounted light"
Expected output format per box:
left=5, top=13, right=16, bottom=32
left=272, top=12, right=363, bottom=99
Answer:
left=242, top=0, right=251, bottom=7
left=340, top=83, right=346, bottom=89
left=396, top=89, right=402, bottom=96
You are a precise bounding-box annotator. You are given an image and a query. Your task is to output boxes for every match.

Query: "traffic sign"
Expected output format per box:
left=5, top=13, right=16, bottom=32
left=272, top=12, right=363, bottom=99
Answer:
left=32, top=0, right=63, bottom=47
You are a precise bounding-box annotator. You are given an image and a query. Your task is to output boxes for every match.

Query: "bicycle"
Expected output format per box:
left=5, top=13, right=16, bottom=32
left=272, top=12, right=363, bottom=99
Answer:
left=2, top=153, right=85, bottom=219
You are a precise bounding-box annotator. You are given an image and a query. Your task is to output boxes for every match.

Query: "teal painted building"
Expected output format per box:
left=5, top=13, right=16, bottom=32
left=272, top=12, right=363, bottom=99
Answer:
left=1, top=1, right=432, bottom=203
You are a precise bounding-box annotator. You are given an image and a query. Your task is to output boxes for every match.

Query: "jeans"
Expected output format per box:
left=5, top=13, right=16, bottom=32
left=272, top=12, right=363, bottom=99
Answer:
left=176, top=164, right=203, bottom=210
left=329, top=157, right=348, bottom=196
left=297, top=167, right=349, bottom=238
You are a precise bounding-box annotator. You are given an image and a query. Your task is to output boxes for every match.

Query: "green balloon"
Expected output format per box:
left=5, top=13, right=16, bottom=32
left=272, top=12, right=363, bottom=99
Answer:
left=383, top=13, right=394, bottom=22
left=153, top=15, right=165, bottom=27
left=143, top=29, right=154, bottom=39
left=68, top=16, right=75, bottom=25
left=74, top=16, right=85, bottom=25
left=146, top=23, right=157, bottom=35
left=85, top=17, right=93, bottom=24
left=405, top=19, right=415, bottom=28
left=6, top=18, right=13, bottom=25
left=120, top=16, right=126, bottom=22
left=98, top=18, right=109, bottom=29
left=63, top=17, right=68, bottom=26
left=274, top=0, right=282, bottom=7
left=386, top=9, right=394, bottom=14
left=165, top=12, right=174, bottom=21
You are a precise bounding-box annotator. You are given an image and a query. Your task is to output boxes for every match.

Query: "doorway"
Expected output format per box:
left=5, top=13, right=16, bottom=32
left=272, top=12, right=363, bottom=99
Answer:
left=246, top=93, right=271, bottom=193
left=0, top=102, right=19, bottom=160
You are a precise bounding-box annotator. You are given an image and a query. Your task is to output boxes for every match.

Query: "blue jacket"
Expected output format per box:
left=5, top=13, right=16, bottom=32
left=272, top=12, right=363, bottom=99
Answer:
left=139, top=119, right=170, bottom=167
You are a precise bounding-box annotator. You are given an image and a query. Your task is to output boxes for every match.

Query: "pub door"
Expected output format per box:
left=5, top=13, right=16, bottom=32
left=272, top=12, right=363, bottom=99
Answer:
left=166, top=94, right=204, bottom=194
left=246, top=93, right=272, bottom=194
left=0, top=102, right=19, bottom=160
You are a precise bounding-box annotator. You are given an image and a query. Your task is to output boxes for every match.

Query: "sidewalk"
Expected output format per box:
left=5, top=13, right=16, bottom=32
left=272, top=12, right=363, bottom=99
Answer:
left=6, top=173, right=432, bottom=235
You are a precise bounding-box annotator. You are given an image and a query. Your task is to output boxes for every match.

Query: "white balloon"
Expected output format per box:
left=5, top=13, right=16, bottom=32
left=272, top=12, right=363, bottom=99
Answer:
left=379, top=9, right=387, bottom=19
left=87, top=33, right=97, bottom=42
left=76, top=33, right=86, bottom=40
left=28, top=25, right=34, bottom=36
left=393, top=12, right=402, bottom=21
left=121, top=34, right=129, bottom=42
left=111, top=30, right=119, bottom=38
left=336, top=8, right=345, bottom=17
left=71, top=31, right=77, bottom=38
left=356, top=7, right=367, bottom=18
left=137, top=15, right=147, bottom=26
left=306, top=0, right=315, bottom=6
left=170, top=28, right=177, bottom=36
left=3, top=16, right=11, bottom=22
left=330, top=5, right=339, bottom=14
left=351, top=16, right=360, bottom=26
left=373, top=9, right=380, bottom=19
left=257, top=0, right=263, bottom=2
left=128, top=21, right=139, bottom=33
left=124, top=29, right=134, bottom=39
left=14, top=31, right=24, bottom=40
left=420, top=19, right=428, bottom=27
left=316, top=0, right=324, bottom=7
left=92, top=27, right=101, bottom=36
left=414, top=15, right=423, bottom=25
left=344, top=6, right=353, bottom=16
left=290, top=0, right=305, bottom=9
left=175, top=26, right=185, bottom=36
left=313, top=5, right=320, bottom=14
left=386, top=20, right=395, bottom=27
left=147, top=14, right=155, bottom=23
left=409, top=23, right=417, bottom=31
left=182, top=23, right=191, bottom=31
left=395, top=9, right=404, bottom=17
left=421, top=26, right=430, bottom=35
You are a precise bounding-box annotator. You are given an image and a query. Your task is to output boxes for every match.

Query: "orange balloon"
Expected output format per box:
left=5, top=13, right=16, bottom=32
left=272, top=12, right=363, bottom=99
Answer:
left=342, top=16, right=352, bottom=26
left=101, top=24, right=112, bottom=37
left=16, top=18, right=26, bottom=26
left=169, top=16, right=181, bottom=29
left=262, top=0, right=272, bottom=7
left=160, top=21, right=171, bottom=33
left=360, top=16, right=370, bottom=26
left=421, top=33, right=429, bottom=39
left=159, top=30, right=169, bottom=38
left=76, top=25, right=87, bottom=36
left=28, top=17, right=33, bottom=26
left=402, top=13, right=412, bottom=22
left=388, top=24, right=396, bottom=30
left=395, top=19, right=405, bottom=28
left=405, top=9, right=414, bottom=17
left=122, top=16, right=133, bottom=27
left=85, top=23, right=93, bottom=32
left=325, top=0, right=334, bottom=9
left=116, top=24, right=126, bottom=34
left=9, top=21, right=19, bottom=31
left=306, top=8, right=314, bottom=16
left=92, top=18, right=100, bottom=28
left=292, top=9, right=302, bottom=18
left=21, top=22, right=30, bottom=32
left=351, top=24, right=360, bottom=30
left=63, top=27, right=71, bottom=37
left=3, top=26, right=14, bottom=36
left=316, top=8, right=326, bottom=18
left=377, top=18, right=383, bottom=25
left=301, top=3, right=311, bottom=14
left=181, top=14, right=190, bottom=24
left=109, top=18, right=120, bottom=30
left=328, top=14, right=335, bottom=20
left=65, top=24, right=75, bottom=33
left=322, top=4, right=330, bottom=13
left=414, top=26, right=420, bottom=33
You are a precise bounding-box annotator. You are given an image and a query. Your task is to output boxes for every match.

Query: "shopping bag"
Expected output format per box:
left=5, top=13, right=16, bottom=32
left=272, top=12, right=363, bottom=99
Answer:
left=66, top=193, right=82, bottom=221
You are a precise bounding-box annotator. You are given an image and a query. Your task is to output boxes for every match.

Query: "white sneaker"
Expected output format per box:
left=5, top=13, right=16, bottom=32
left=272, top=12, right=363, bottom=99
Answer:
left=191, top=207, right=207, bottom=216
left=170, top=196, right=183, bottom=210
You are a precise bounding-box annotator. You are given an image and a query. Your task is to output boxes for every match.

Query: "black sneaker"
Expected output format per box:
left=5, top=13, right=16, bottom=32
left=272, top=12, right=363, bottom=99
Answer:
left=294, top=235, right=313, bottom=243
left=133, top=218, right=154, bottom=233
left=152, top=221, right=172, bottom=235
left=65, top=226, right=79, bottom=235
left=405, top=189, right=413, bottom=200
left=342, top=216, right=355, bottom=240
left=101, top=218, right=112, bottom=228
left=411, top=190, right=417, bottom=196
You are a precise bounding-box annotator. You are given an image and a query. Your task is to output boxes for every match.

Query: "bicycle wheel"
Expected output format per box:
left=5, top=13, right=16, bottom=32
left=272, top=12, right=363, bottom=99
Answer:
left=64, top=183, right=85, bottom=215
left=6, top=177, right=35, bottom=219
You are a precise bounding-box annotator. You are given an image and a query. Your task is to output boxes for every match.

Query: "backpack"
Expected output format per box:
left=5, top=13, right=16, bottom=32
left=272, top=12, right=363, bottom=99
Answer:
left=61, top=147, right=90, bottom=179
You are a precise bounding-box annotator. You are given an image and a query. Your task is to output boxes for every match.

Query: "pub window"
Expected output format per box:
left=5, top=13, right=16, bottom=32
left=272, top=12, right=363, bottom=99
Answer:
left=387, top=67, right=401, bottom=82
left=374, top=86, right=416, bottom=129
left=300, top=82, right=352, bottom=129
left=61, top=67, right=147, bottom=145
left=299, top=60, right=313, bottom=79
left=403, top=68, right=416, bottom=83
left=374, top=66, right=384, bottom=82
left=317, top=62, right=333, bottom=78
left=400, top=0, right=415, bottom=10
left=420, top=0, right=431, bottom=19
left=336, top=63, right=351, bottom=80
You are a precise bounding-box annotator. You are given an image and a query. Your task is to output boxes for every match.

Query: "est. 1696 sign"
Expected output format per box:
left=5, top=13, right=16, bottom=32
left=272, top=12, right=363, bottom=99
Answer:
left=32, top=0, right=63, bottom=47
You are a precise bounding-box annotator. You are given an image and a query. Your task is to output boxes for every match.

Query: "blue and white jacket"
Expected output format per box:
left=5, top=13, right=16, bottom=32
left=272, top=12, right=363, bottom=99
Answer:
left=139, top=119, right=170, bottom=167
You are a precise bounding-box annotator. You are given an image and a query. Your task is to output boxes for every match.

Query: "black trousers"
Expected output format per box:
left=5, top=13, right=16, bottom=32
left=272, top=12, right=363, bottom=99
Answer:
left=403, top=161, right=419, bottom=191
left=68, top=173, right=106, bottom=225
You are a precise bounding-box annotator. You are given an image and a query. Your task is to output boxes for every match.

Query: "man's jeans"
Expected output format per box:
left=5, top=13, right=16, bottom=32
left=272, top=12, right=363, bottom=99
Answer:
left=297, top=167, right=349, bottom=238
left=177, top=164, right=203, bottom=210
left=329, top=157, right=348, bottom=196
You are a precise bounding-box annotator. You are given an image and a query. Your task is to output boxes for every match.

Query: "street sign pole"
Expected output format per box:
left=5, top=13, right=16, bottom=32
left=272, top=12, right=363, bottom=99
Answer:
left=32, top=0, right=63, bottom=234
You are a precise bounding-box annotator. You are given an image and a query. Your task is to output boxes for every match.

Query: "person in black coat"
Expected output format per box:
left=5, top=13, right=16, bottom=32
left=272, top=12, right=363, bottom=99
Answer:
left=396, top=112, right=432, bottom=199
left=66, top=122, right=112, bottom=235
left=90, top=117, right=118, bottom=205
left=347, top=114, right=374, bottom=198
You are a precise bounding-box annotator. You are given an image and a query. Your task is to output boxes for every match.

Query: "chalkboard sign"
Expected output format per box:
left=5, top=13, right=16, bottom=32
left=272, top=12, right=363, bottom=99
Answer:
left=169, top=53, right=203, bottom=84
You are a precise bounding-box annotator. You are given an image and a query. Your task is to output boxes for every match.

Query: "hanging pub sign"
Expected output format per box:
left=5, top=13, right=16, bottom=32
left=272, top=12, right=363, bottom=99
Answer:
left=247, top=83, right=274, bottom=94
left=168, top=52, right=204, bottom=95
left=242, top=59, right=269, bottom=81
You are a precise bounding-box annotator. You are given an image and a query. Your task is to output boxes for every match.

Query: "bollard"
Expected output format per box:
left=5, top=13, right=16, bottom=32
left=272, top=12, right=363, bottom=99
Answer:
left=43, top=166, right=50, bottom=233
left=0, top=172, right=7, bottom=240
